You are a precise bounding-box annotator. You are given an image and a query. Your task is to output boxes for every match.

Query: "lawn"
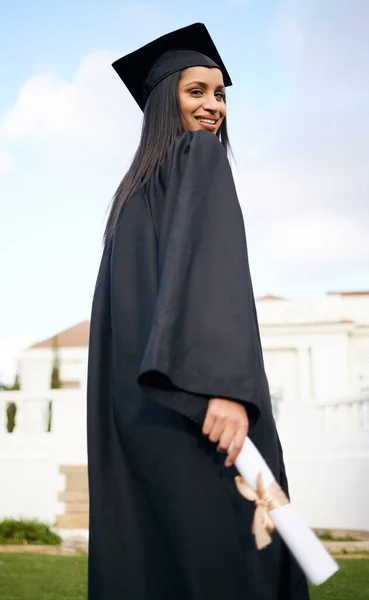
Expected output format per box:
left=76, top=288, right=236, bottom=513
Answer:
left=0, top=554, right=87, bottom=600
left=309, top=558, right=369, bottom=600
left=0, top=553, right=368, bottom=599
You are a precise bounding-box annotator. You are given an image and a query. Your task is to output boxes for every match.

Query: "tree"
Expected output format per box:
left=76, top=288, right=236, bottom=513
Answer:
left=48, top=336, right=61, bottom=432
left=6, top=403, right=16, bottom=433
left=11, top=372, right=21, bottom=391
left=6, top=371, right=21, bottom=432
left=50, top=336, right=61, bottom=390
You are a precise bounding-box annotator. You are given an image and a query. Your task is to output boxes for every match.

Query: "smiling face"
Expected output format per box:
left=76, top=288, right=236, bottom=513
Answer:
left=178, top=66, right=226, bottom=134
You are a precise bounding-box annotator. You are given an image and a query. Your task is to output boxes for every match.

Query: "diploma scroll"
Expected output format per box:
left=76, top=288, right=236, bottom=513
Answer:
left=233, top=438, right=339, bottom=586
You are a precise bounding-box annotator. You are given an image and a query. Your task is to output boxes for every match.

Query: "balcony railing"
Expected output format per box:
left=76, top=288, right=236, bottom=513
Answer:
left=0, top=390, right=86, bottom=435
left=317, top=395, right=369, bottom=436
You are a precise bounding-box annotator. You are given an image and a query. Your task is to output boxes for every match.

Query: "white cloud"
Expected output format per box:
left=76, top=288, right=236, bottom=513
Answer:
left=0, top=0, right=367, bottom=302
left=232, top=0, right=369, bottom=284
left=0, top=48, right=145, bottom=356
left=0, top=50, right=142, bottom=154
left=0, top=148, right=14, bottom=176
left=260, top=213, right=369, bottom=274
left=0, top=2, right=171, bottom=158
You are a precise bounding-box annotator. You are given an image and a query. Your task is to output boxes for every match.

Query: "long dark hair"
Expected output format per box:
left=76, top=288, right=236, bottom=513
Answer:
left=104, top=70, right=231, bottom=246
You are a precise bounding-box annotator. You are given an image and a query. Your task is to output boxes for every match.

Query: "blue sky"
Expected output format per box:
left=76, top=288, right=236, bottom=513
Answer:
left=0, top=0, right=289, bottom=109
left=0, top=0, right=368, bottom=382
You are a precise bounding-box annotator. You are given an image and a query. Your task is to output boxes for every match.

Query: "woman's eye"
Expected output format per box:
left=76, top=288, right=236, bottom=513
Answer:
left=190, top=89, right=225, bottom=100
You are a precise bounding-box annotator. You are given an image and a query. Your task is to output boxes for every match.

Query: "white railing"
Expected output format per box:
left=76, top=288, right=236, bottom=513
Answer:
left=1, top=390, right=368, bottom=531
left=1, top=388, right=368, bottom=442
left=0, top=390, right=87, bottom=526
left=317, top=395, right=369, bottom=436
left=0, top=390, right=86, bottom=435
left=0, top=391, right=49, bottom=433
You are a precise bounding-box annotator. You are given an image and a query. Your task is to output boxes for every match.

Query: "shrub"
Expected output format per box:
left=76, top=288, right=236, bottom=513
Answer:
left=6, top=403, right=17, bottom=432
left=0, top=519, right=62, bottom=546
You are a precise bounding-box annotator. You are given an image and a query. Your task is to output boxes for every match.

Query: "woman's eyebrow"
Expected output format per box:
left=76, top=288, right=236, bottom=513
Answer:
left=183, top=80, right=225, bottom=91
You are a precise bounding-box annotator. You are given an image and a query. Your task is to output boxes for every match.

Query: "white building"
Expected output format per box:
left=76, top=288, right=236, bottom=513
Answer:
left=259, top=291, right=369, bottom=407
left=0, top=291, right=368, bottom=536
left=17, top=320, right=90, bottom=394
left=15, top=291, right=369, bottom=406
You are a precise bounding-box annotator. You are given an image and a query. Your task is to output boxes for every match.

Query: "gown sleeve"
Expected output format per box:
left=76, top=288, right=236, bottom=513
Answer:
left=138, top=130, right=263, bottom=425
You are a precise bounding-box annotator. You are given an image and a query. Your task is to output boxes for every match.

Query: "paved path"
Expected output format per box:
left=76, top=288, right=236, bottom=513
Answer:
left=1, top=538, right=368, bottom=556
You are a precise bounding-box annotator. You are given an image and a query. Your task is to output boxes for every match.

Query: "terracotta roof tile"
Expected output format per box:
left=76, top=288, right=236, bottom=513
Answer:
left=257, top=295, right=287, bottom=301
left=30, top=321, right=90, bottom=349
left=327, top=290, right=369, bottom=296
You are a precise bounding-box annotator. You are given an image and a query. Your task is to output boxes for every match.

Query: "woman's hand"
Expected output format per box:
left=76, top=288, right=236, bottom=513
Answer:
left=202, top=398, right=249, bottom=467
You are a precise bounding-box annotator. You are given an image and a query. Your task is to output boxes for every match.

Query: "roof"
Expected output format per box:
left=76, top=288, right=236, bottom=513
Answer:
left=260, top=319, right=354, bottom=327
left=256, top=295, right=287, bottom=301
left=327, top=291, right=369, bottom=296
left=30, top=321, right=90, bottom=349
left=27, top=289, right=369, bottom=350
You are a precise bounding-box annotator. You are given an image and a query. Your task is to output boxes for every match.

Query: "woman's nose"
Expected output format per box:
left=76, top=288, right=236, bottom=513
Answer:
left=202, top=94, right=219, bottom=113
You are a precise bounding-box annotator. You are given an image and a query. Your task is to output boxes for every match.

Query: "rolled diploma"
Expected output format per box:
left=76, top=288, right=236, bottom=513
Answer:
left=234, top=438, right=339, bottom=586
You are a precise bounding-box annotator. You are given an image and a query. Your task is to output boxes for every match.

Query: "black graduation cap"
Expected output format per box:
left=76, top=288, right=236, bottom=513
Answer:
left=112, top=23, right=232, bottom=111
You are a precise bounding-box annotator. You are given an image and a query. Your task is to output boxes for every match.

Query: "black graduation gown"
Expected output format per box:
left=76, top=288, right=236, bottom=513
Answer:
left=87, top=130, right=309, bottom=600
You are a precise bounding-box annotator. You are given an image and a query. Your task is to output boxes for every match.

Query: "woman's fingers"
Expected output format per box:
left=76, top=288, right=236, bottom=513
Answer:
left=202, top=399, right=249, bottom=465
left=202, top=411, right=216, bottom=436
left=208, top=417, right=226, bottom=443
left=217, top=423, right=236, bottom=453
left=225, top=424, right=248, bottom=467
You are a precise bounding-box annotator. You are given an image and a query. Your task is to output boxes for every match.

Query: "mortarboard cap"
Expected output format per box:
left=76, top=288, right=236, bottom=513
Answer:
left=112, top=23, right=232, bottom=111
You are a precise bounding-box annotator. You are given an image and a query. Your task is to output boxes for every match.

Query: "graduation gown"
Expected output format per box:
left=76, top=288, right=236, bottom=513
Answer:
left=87, top=130, right=309, bottom=600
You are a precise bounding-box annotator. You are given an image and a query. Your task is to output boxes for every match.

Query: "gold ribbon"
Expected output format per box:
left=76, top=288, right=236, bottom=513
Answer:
left=235, top=473, right=289, bottom=550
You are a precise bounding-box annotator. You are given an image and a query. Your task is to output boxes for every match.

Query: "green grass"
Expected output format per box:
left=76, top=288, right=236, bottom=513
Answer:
left=0, top=554, right=87, bottom=600
left=0, top=554, right=367, bottom=599
left=309, top=559, right=369, bottom=600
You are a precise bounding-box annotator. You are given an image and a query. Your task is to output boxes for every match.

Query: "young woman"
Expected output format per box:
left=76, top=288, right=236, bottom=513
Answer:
left=87, top=23, right=309, bottom=600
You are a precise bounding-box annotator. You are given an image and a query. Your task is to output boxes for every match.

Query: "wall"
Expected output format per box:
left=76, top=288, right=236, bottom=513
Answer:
left=285, top=453, right=369, bottom=530
left=0, top=388, right=368, bottom=536
left=0, top=390, right=87, bottom=537
left=349, top=332, right=369, bottom=394
left=1, top=294, right=368, bottom=536
left=277, top=400, right=369, bottom=531
left=260, top=323, right=354, bottom=404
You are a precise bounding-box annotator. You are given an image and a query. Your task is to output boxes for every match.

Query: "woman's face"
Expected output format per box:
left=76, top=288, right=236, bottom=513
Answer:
left=178, top=66, right=226, bottom=134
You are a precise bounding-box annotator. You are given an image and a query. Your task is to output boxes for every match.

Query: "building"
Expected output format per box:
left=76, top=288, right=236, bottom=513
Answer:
left=17, top=320, right=90, bottom=393
left=259, top=291, right=369, bottom=409
left=17, top=291, right=369, bottom=410
left=0, top=291, right=368, bottom=535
